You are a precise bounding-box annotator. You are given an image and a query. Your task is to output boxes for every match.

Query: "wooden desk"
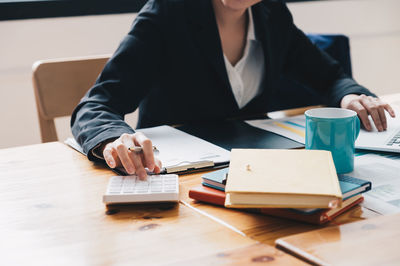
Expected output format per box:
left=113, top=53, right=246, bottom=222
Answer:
left=180, top=93, right=400, bottom=247
left=0, top=142, right=303, bottom=265
left=179, top=173, right=379, bottom=246
left=2, top=93, right=398, bottom=264
left=179, top=93, right=400, bottom=246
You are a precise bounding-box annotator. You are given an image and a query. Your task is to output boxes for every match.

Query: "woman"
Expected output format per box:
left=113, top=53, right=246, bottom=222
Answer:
left=71, top=0, right=395, bottom=179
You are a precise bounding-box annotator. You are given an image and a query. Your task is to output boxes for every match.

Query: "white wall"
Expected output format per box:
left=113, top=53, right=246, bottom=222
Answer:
left=288, top=0, right=400, bottom=97
left=0, top=13, right=138, bottom=148
left=0, top=0, right=399, bottom=149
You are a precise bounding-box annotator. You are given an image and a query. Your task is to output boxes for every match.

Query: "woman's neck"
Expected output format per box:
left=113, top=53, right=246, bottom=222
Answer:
left=212, top=0, right=247, bottom=28
left=212, top=0, right=250, bottom=66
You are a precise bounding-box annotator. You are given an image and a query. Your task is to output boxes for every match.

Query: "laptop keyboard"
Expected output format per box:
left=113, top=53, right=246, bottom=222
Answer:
left=386, top=130, right=400, bottom=146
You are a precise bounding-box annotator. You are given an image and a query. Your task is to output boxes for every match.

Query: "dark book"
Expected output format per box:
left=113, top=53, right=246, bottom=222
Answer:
left=201, top=168, right=229, bottom=191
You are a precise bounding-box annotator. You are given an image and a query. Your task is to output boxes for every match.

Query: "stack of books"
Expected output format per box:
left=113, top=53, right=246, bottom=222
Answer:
left=189, top=149, right=371, bottom=225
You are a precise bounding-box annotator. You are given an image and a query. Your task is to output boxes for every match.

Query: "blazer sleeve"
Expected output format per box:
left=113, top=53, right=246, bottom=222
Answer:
left=281, top=5, right=376, bottom=107
left=70, top=0, right=165, bottom=161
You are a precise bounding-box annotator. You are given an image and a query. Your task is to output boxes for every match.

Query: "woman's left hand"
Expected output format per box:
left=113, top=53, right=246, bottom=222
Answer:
left=340, top=94, right=396, bottom=132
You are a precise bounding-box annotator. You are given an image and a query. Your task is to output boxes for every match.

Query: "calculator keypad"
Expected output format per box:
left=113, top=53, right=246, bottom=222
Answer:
left=103, top=174, right=179, bottom=204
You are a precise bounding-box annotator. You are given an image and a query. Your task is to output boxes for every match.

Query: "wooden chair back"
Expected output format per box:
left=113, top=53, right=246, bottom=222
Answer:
left=32, top=55, right=110, bottom=142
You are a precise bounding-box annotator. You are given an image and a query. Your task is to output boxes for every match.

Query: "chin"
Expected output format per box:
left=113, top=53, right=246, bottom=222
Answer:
left=221, top=0, right=262, bottom=10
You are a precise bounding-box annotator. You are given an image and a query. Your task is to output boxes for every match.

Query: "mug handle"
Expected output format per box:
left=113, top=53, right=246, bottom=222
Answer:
left=354, top=116, right=360, bottom=141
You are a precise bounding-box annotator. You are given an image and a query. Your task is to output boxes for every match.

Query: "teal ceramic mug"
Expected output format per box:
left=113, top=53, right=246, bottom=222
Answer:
left=305, top=108, right=360, bottom=174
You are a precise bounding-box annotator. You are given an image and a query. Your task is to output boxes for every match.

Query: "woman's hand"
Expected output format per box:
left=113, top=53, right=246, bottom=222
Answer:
left=102, top=132, right=162, bottom=180
left=340, top=94, right=395, bottom=132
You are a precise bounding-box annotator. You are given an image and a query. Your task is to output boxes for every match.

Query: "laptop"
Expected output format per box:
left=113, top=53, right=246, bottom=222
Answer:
left=356, top=109, right=400, bottom=153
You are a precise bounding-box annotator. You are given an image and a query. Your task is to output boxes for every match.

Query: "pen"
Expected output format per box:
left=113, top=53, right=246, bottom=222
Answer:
left=128, top=146, right=159, bottom=155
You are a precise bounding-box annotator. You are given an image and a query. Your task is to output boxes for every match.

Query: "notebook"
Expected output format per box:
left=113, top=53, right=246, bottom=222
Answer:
left=201, top=168, right=228, bottom=191
left=65, top=125, right=230, bottom=174
left=338, top=174, right=371, bottom=200
left=259, top=195, right=363, bottom=224
left=275, top=213, right=400, bottom=265
left=189, top=185, right=226, bottom=206
left=188, top=185, right=363, bottom=225
left=202, top=168, right=371, bottom=202
left=225, top=149, right=342, bottom=209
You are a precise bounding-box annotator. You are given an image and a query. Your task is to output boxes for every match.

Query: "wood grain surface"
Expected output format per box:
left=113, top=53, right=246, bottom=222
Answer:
left=170, top=243, right=307, bottom=266
left=276, top=213, right=400, bottom=266
left=0, top=142, right=302, bottom=265
left=180, top=172, right=379, bottom=246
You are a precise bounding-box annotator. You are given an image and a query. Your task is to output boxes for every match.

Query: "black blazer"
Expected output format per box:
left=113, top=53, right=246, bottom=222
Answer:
left=71, top=0, right=374, bottom=159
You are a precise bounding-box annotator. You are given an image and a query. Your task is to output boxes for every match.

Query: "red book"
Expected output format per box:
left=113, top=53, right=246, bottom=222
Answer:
left=189, top=185, right=226, bottom=206
left=188, top=185, right=364, bottom=225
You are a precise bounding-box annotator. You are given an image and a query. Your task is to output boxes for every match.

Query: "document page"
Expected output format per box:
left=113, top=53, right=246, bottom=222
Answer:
left=247, top=108, right=400, bottom=152
left=65, top=137, right=84, bottom=154
left=138, top=125, right=230, bottom=171
left=245, top=115, right=306, bottom=144
left=350, top=153, right=400, bottom=214
left=65, top=125, right=230, bottom=173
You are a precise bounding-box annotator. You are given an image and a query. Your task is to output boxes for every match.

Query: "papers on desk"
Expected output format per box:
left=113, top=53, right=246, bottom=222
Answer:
left=138, top=126, right=230, bottom=173
left=245, top=115, right=400, bottom=214
left=65, top=125, right=230, bottom=174
left=65, top=137, right=84, bottom=154
left=245, top=115, right=306, bottom=144
left=351, top=153, right=400, bottom=214
left=247, top=110, right=400, bottom=154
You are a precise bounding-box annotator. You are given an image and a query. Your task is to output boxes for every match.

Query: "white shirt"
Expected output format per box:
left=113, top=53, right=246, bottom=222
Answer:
left=223, top=8, right=265, bottom=109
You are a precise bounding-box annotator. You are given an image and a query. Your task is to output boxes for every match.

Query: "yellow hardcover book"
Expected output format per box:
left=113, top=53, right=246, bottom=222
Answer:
left=224, top=149, right=342, bottom=209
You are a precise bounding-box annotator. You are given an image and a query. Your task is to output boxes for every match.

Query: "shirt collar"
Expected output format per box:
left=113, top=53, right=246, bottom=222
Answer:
left=247, top=8, right=256, bottom=41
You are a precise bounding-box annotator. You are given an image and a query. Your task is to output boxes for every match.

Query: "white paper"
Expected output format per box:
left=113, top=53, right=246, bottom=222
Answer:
left=245, top=115, right=306, bottom=144
left=138, top=126, right=230, bottom=170
left=64, top=137, right=84, bottom=154
left=246, top=112, right=400, bottom=154
left=350, top=153, right=400, bottom=214
left=65, top=125, right=230, bottom=173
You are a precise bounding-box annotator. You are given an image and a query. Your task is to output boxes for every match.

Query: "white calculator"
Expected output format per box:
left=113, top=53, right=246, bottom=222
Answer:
left=103, top=174, right=179, bottom=205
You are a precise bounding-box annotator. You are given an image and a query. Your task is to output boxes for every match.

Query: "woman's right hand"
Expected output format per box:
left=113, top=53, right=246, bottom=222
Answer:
left=102, top=132, right=162, bottom=180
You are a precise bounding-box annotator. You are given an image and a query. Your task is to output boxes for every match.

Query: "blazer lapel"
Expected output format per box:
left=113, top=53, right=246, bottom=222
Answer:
left=185, top=0, right=239, bottom=111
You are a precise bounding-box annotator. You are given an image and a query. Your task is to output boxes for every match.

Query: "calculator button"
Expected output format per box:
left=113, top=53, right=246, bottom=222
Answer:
left=122, top=187, right=134, bottom=193
left=164, top=189, right=177, bottom=193
left=135, top=190, right=149, bottom=194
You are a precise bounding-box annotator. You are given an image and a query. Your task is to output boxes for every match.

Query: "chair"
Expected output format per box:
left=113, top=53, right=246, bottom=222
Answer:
left=32, top=54, right=110, bottom=142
